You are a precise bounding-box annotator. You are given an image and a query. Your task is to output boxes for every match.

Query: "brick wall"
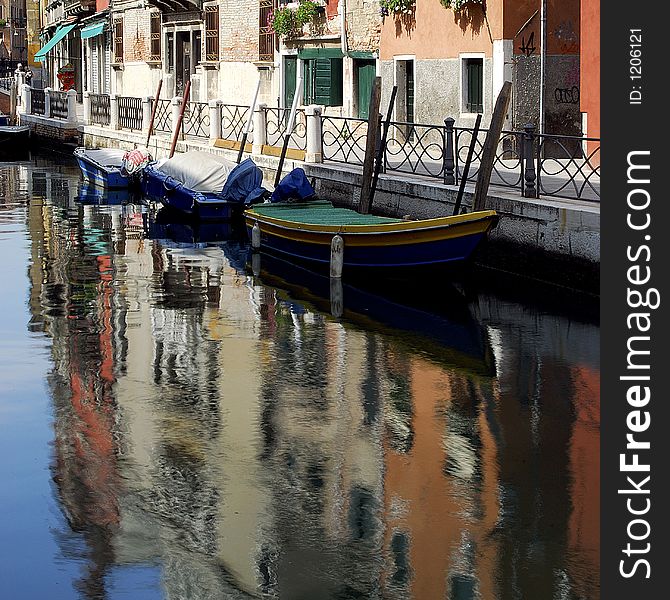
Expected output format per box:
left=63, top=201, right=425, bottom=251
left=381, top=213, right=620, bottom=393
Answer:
left=220, top=0, right=258, bottom=62
left=121, top=9, right=152, bottom=63
left=346, top=1, right=382, bottom=53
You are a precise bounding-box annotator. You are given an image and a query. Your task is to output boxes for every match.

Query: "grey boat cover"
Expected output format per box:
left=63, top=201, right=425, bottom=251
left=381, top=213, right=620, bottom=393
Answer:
left=158, top=152, right=267, bottom=204
left=157, top=151, right=237, bottom=193
left=77, top=148, right=126, bottom=168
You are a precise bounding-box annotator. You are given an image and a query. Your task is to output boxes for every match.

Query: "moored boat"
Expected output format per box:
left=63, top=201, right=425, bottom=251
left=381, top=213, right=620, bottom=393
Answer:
left=244, top=201, right=499, bottom=271
left=73, top=147, right=133, bottom=188
left=0, top=123, right=30, bottom=150
left=140, top=152, right=267, bottom=220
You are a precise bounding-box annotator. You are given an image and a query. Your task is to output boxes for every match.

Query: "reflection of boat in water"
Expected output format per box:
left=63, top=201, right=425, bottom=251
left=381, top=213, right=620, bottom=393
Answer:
left=251, top=252, right=495, bottom=376
left=77, top=180, right=134, bottom=205
left=143, top=207, right=244, bottom=245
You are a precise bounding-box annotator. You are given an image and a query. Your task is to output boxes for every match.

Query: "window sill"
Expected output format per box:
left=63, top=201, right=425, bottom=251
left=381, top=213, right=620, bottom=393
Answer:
left=111, top=63, right=124, bottom=70
left=145, top=60, right=162, bottom=68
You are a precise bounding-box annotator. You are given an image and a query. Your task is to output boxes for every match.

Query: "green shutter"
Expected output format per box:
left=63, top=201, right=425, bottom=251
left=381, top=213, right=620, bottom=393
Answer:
left=303, top=58, right=343, bottom=107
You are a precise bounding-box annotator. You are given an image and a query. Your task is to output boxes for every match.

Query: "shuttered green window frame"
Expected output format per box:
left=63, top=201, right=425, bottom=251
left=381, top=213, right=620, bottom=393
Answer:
left=465, top=58, right=483, bottom=113
left=303, top=57, right=343, bottom=107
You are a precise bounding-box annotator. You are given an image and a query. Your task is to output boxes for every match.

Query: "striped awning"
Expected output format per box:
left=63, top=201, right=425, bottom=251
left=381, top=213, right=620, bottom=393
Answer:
left=34, top=24, right=77, bottom=62
left=80, top=21, right=106, bottom=40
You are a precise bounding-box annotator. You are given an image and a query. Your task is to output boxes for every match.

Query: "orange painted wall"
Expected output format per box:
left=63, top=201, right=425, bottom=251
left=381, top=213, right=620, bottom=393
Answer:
left=506, top=0, right=580, bottom=56
left=380, top=0, right=580, bottom=60
left=580, top=0, right=600, bottom=141
left=380, top=0, right=502, bottom=60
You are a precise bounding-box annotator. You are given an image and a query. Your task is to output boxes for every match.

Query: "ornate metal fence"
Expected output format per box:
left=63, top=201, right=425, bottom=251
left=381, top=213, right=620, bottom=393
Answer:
left=89, top=93, right=110, bottom=126
left=182, top=101, right=210, bottom=138
left=320, top=115, right=600, bottom=202
left=49, top=90, right=68, bottom=119
left=265, top=107, right=306, bottom=150
left=152, top=99, right=172, bottom=134
left=0, top=77, right=12, bottom=91
left=219, top=104, right=253, bottom=142
left=31, top=88, right=46, bottom=116
left=321, top=116, right=368, bottom=165
left=118, top=96, right=143, bottom=131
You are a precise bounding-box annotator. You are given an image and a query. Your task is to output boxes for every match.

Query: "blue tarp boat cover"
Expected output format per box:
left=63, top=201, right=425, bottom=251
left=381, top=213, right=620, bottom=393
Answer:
left=221, top=158, right=267, bottom=204
left=270, top=168, right=315, bottom=203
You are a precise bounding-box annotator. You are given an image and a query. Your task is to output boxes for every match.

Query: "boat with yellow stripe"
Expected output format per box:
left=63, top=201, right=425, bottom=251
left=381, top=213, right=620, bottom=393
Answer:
left=244, top=201, right=498, bottom=269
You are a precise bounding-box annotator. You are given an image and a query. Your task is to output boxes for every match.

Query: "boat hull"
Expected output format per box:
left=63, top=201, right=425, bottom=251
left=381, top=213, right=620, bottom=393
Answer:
left=244, top=203, right=498, bottom=269
left=74, top=148, right=131, bottom=189
left=0, top=125, right=30, bottom=150
left=141, top=164, right=241, bottom=221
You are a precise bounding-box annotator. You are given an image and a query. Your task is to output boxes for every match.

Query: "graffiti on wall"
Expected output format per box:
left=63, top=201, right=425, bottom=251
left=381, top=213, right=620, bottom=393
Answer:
left=552, top=20, right=578, bottom=53
left=519, top=32, right=537, bottom=56
left=554, top=86, right=580, bottom=104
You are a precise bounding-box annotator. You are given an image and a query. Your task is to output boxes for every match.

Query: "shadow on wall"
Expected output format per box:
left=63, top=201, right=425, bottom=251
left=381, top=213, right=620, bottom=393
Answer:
left=393, top=8, right=417, bottom=36
left=447, top=1, right=486, bottom=36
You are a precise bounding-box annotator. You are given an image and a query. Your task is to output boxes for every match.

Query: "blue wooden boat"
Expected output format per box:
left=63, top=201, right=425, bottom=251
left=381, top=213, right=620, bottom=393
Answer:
left=73, top=147, right=132, bottom=189
left=244, top=201, right=498, bottom=270
left=140, top=152, right=266, bottom=220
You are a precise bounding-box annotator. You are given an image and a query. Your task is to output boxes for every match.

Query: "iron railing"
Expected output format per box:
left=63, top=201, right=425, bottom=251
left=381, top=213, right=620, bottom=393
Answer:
left=49, top=90, right=68, bottom=119
left=118, top=96, right=143, bottom=131
left=0, top=77, right=13, bottom=91
left=320, top=115, right=600, bottom=202
left=182, top=101, right=210, bottom=138
left=89, top=93, right=110, bottom=126
left=321, top=116, right=368, bottom=165
left=152, top=99, right=172, bottom=134
left=219, top=104, right=252, bottom=143
left=265, top=107, right=306, bottom=150
left=31, top=88, right=46, bottom=115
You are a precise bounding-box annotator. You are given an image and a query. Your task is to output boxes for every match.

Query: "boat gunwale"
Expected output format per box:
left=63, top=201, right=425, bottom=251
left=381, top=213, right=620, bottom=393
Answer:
left=244, top=207, right=498, bottom=236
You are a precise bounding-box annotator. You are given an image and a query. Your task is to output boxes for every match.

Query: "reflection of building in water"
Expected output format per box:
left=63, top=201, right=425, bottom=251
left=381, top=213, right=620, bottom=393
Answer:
left=26, top=178, right=128, bottom=598
left=24, top=166, right=599, bottom=600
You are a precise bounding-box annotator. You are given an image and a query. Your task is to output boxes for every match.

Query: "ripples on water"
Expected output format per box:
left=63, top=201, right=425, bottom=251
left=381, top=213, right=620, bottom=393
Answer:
left=0, top=154, right=600, bottom=599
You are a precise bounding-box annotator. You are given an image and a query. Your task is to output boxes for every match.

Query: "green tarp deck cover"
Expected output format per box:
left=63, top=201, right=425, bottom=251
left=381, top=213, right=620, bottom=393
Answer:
left=252, top=201, right=404, bottom=226
left=34, top=24, right=77, bottom=62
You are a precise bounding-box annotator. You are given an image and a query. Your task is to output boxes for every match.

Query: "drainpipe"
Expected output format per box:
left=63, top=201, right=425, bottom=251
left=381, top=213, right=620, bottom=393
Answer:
left=539, top=0, right=547, bottom=135
left=340, top=0, right=348, bottom=54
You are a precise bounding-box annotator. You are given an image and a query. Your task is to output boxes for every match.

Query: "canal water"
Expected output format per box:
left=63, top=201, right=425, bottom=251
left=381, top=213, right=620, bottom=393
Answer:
left=0, top=153, right=600, bottom=600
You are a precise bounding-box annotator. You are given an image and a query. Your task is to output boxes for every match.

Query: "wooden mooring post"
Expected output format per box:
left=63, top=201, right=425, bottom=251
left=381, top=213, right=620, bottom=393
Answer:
left=453, top=113, right=482, bottom=215
left=472, top=81, right=512, bottom=212
left=358, top=77, right=382, bottom=215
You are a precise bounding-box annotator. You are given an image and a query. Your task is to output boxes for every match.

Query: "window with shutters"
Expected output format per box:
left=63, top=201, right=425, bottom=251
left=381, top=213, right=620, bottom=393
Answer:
left=204, top=5, right=219, bottom=62
left=150, top=12, right=161, bottom=62
left=113, top=18, right=123, bottom=64
left=461, top=55, right=484, bottom=114
left=303, top=58, right=343, bottom=107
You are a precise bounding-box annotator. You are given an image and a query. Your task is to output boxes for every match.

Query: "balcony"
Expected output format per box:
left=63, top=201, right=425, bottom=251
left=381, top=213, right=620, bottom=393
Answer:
left=63, top=0, right=95, bottom=16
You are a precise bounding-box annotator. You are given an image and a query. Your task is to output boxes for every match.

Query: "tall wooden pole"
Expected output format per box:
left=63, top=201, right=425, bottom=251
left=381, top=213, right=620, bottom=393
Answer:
left=472, top=81, right=512, bottom=211
left=169, top=80, right=191, bottom=159
left=367, top=85, right=398, bottom=213
left=358, top=76, right=382, bottom=214
left=145, top=79, right=163, bottom=147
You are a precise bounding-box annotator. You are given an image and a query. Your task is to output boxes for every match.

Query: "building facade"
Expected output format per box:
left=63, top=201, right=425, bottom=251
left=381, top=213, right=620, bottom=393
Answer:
left=379, top=0, right=582, bottom=135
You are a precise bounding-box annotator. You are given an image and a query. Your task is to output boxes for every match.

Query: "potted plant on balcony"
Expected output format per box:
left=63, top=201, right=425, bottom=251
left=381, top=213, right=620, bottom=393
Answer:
left=269, top=0, right=320, bottom=39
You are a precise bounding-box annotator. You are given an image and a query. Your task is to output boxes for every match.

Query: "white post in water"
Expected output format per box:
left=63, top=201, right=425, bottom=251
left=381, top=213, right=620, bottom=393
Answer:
left=330, top=277, right=343, bottom=318
left=251, top=222, right=261, bottom=249
left=251, top=252, right=261, bottom=277
left=330, top=235, right=344, bottom=278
